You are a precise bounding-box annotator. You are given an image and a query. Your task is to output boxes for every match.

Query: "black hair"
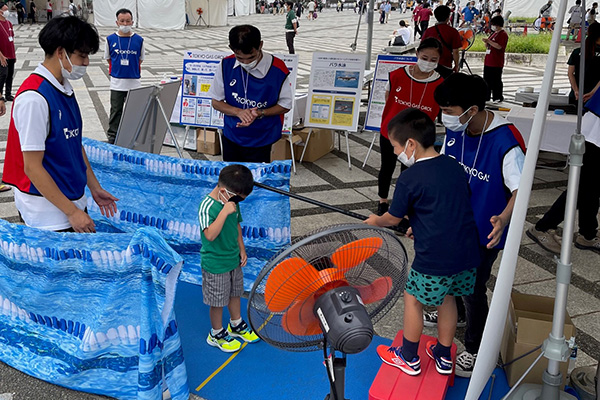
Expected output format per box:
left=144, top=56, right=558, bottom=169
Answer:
left=218, top=164, right=254, bottom=196
left=575, top=0, right=581, bottom=4
left=434, top=5, right=451, bottom=22
left=38, top=16, right=99, bottom=57
left=399, top=20, right=407, bottom=26
left=434, top=73, right=489, bottom=112
left=285, top=0, right=293, bottom=6
left=388, top=108, right=436, bottom=148
left=490, top=15, right=504, bottom=27
left=116, top=8, right=133, bottom=19
left=494, top=8, right=502, bottom=14
left=586, top=22, right=600, bottom=61
left=229, top=25, right=262, bottom=54
left=417, top=37, right=443, bottom=56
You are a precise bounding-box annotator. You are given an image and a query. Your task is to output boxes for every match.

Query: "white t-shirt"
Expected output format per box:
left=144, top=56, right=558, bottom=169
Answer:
left=308, top=1, right=316, bottom=11
left=103, top=34, right=146, bottom=92
left=441, top=112, right=524, bottom=192
left=208, top=52, right=294, bottom=110
left=12, top=64, right=88, bottom=231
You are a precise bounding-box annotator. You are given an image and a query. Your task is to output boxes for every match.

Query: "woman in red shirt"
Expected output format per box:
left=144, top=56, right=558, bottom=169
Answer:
left=482, top=15, right=508, bottom=103
left=376, top=38, right=444, bottom=215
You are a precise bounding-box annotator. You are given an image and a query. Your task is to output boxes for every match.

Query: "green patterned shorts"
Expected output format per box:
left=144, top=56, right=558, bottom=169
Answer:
left=405, top=268, right=477, bottom=307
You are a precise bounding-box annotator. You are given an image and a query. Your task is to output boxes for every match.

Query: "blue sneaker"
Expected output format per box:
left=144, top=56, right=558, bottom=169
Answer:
left=425, top=340, right=453, bottom=375
left=377, top=345, right=421, bottom=376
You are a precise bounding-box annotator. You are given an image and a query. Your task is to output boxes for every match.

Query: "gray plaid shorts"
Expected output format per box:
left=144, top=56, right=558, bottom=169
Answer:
left=201, top=267, right=244, bottom=307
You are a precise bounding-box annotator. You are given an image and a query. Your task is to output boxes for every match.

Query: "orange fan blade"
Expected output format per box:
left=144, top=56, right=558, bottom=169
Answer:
left=282, top=295, right=322, bottom=336
left=355, top=276, right=393, bottom=304
left=329, top=237, right=383, bottom=279
left=264, top=257, right=322, bottom=312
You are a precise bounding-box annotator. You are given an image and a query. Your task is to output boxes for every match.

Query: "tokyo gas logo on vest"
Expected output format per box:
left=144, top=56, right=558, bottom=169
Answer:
left=393, top=97, right=433, bottom=113
left=457, top=161, right=490, bottom=182
left=231, top=92, right=267, bottom=108
left=114, top=49, right=138, bottom=55
left=63, top=127, right=80, bottom=140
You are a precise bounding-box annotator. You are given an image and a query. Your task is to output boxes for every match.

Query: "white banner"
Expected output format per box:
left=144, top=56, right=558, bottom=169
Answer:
left=138, top=0, right=186, bottom=30
left=304, top=52, right=366, bottom=132
left=92, top=0, right=137, bottom=27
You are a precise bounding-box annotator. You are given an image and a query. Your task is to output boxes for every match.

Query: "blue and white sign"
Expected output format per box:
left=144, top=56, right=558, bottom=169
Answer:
left=364, top=55, right=417, bottom=132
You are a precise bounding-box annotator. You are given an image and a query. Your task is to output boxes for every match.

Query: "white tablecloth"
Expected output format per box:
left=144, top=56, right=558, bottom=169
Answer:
left=514, top=88, right=571, bottom=106
left=506, top=106, right=578, bottom=154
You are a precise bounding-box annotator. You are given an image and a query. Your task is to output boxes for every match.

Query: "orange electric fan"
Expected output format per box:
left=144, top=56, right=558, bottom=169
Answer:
left=248, top=224, right=408, bottom=400
left=458, top=27, right=476, bottom=74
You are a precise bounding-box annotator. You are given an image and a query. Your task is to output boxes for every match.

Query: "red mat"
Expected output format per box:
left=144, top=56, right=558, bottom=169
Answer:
left=369, top=330, right=456, bottom=400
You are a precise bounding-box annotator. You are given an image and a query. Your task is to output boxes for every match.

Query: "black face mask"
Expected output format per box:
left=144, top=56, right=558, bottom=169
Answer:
left=229, top=195, right=245, bottom=203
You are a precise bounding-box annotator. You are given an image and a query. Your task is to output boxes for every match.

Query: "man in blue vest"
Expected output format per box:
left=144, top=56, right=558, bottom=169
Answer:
left=432, top=73, right=525, bottom=377
left=2, top=16, right=118, bottom=232
left=104, top=8, right=144, bottom=144
left=209, top=25, right=293, bottom=162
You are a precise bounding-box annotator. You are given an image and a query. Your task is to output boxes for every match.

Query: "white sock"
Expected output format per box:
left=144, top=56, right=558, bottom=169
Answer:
left=211, top=327, right=223, bottom=336
left=230, top=318, right=243, bottom=328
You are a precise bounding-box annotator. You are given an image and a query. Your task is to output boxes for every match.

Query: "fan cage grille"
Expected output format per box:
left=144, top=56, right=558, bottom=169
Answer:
left=248, top=224, right=408, bottom=352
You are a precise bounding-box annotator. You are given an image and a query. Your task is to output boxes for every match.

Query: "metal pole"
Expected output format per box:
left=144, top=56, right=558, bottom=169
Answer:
left=365, top=0, right=376, bottom=70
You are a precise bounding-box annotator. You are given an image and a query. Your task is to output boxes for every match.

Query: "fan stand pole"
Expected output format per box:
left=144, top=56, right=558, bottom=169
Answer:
left=459, top=49, right=473, bottom=75
left=323, top=335, right=349, bottom=400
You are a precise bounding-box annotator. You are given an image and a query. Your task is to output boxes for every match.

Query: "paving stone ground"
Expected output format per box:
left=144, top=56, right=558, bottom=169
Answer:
left=0, top=9, right=596, bottom=399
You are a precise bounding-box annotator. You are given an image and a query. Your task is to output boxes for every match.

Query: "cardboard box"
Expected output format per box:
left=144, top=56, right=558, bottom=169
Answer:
left=196, top=128, right=221, bottom=155
left=500, top=292, right=576, bottom=388
left=271, top=134, right=302, bottom=161
left=293, top=128, right=335, bottom=163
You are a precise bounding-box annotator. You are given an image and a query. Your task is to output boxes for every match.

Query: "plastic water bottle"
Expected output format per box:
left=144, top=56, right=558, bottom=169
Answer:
left=568, top=337, right=578, bottom=376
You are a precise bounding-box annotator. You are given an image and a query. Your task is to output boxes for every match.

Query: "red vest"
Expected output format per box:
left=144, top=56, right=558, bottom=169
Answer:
left=380, top=67, right=443, bottom=139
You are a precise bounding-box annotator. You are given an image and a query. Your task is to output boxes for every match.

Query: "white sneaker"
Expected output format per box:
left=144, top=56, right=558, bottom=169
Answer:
left=423, top=310, right=466, bottom=328
left=455, top=350, right=477, bottom=377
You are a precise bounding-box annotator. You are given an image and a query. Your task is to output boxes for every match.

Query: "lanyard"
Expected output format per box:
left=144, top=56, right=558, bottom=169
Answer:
left=240, top=68, right=250, bottom=109
left=117, top=35, right=132, bottom=60
left=408, top=65, right=430, bottom=110
left=0, top=21, right=11, bottom=40
left=461, top=110, right=489, bottom=183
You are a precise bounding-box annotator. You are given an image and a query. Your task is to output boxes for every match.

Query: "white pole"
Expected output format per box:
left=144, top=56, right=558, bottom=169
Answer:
left=464, top=0, right=569, bottom=398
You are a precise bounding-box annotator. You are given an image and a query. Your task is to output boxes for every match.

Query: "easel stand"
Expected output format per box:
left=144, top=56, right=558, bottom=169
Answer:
left=195, top=14, right=208, bottom=27
left=129, top=85, right=183, bottom=158
left=300, top=128, right=352, bottom=170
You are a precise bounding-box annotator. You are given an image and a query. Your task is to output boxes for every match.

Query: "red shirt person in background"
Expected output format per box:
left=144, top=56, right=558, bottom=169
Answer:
left=0, top=1, right=16, bottom=102
left=422, top=5, right=462, bottom=77
left=483, top=15, right=508, bottom=103
left=415, top=3, right=433, bottom=39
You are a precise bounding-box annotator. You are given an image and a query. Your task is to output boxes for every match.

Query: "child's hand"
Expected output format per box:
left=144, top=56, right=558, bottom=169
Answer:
left=406, top=227, right=414, bottom=240
left=487, top=215, right=507, bottom=248
left=364, top=214, right=379, bottom=226
left=221, top=202, right=237, bottom=216
left=240, top=249, right=247, bottom=267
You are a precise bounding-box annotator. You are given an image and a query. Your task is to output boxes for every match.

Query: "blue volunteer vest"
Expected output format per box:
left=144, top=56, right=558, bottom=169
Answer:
left=106, top=33, right=143, bottom=79
left=2, top=74, right=87, bottom=200
left=221, top=55, right=289, bottom=147
left=585, top=88, right=600, bottom=118
left=444, top=123, right=525, bottom=249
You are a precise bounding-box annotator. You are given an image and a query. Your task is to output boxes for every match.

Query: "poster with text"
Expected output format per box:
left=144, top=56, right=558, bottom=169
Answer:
left=364, top=55, right=417, bottom=132
left=304, top=52, right=366, bottom=132
left=180, top=50, right=228, bottom=128
left=274, top=54, right=299, bottom=136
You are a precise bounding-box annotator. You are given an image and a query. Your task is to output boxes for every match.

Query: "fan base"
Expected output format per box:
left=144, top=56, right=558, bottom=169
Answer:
left=369, top=330, right=456, bottom=400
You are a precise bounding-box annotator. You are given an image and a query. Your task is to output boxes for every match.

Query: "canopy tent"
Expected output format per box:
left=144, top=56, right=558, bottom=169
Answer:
left=92, top=0, right=186, bottom=30
left=228, top=0, right=256, bottom=16
left=504, top=0, right=560, bottom=18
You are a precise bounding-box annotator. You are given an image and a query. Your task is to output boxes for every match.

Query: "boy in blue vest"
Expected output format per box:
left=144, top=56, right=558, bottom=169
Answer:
left=433, top=73, right=525, bottom=377
left=2, top=16, right=118, bottom=232
left=209, top=25, right=293, bottom=163
left=199, top=164, right=260, bottom=352
left=366, top=108, right=480, bottom=376
left=103, top=8, right=145, bottom=144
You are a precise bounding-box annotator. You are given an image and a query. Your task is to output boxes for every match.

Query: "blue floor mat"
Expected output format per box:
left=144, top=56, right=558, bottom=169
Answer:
left=174, top=281, right=510, bottom=400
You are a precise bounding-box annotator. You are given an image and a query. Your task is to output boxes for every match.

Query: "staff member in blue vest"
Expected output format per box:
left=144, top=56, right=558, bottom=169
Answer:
left=2, top=16, right=118, bottom=232
left=104, top=8, right=144, bottom=144
left=209, top=25, right=293, bottom=163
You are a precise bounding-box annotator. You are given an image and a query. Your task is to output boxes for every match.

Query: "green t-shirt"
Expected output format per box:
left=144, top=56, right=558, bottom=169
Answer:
left=198, top=195, right=243, bottom=274
left=285, top=10, right=297, bottom=30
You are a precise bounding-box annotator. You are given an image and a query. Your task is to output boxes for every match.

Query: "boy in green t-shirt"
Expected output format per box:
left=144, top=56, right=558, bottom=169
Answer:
left=199, top=164, right=259, bottom=352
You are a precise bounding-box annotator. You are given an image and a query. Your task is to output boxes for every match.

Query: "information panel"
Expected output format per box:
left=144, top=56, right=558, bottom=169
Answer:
left=304, top=52, right=366, bottom=132
left=275, top=53, right=299, bottom=136
left=364, top=55, right=417, bottom=132
left=179, top=50, right=228, bottom=128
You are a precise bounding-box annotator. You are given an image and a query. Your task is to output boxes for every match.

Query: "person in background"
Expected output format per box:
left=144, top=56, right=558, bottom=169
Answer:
left=103, top=8, right=145, bottom=144
left=384, top=0, right=392, bottom=23
left=46, top=1, right=52, bottom=21
left=29, top=0, right=36, bottom=24
left=461, top=1, right=479, bottom=27
left=209, top=25, right=292, bottom=163
left=422, top=5, right=462, bottom=77
left=2, top=16, right=118, bottom=232
left=566, top=22, right=600, bottom=106
left=588, top=2, right=598, bottom=24
left=412, top=0, right=422, bottom=38
left=0, top=1, right=7, bottom=192
left=539, top=0, right=553, bottom=31
left=0, top=1, right=16, bottom=103
left=567, top=0, right=583, bottom=40
left=482, top=15, right=508, bottom=103
left=376, top=38, right=444, bottom=217
left=307, top=0, right=315, bottom=19
left=284, top=0, right=298, bottom=54
left=390, top=20, right=412, bottom=46
left=15, top=1, right=25, bottom=24
left=416, top=2, right=433, bottom=37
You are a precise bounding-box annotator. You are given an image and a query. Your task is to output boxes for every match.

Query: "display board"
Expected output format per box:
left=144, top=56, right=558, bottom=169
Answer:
left=364, top=55, right=417, bottom=132
left=304, top=52, right=367, bottom=132
left=179, top=51, right=298, bottom=133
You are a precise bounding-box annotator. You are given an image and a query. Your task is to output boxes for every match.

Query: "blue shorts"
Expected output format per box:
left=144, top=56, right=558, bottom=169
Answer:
left=405, top=268, right=476, bottom=307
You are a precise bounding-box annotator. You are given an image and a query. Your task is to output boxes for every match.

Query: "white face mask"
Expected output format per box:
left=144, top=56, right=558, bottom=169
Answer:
left=416, top=58, right=438, bottom=73
left=441, top=107, right=474, bottom=132
left=491, top=25, right=498, bottom=31
left=397, top=144, right=415, bottom=167
left=59, top=53, right=87, bottom=81
left=240, top=59, right=259, bottom=71
left=2, top=10, right=9, bottom=18
left=118, top=25, right=132, bottom=34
